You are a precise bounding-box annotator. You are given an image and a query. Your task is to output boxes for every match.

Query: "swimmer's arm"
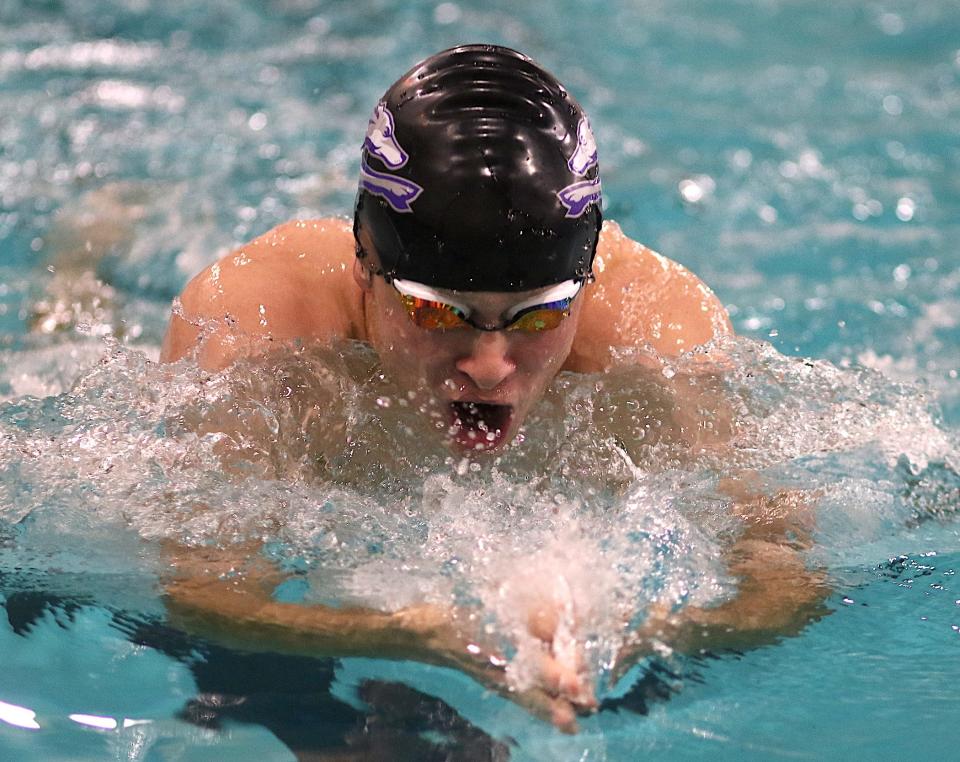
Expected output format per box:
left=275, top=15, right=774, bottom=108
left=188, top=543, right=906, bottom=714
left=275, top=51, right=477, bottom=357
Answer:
left=623, top=487, right=829, bottom=659
left=636, top=536, right=828, bottom=655
left=162, top=544, right=583, bottom=731
left=163, top=546, right=458, bottom=661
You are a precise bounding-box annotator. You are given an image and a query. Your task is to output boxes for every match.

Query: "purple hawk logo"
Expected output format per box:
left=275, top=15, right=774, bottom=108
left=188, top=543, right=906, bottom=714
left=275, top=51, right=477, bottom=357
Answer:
left=558, top=118, right=600, bottom=217
left=360, top=102, right=423, bottom=213
left=558, top=177, right=602, bottom=218
left=360, top=159, right=423, bottom=213
left=567, top=118, right=598, bottom=176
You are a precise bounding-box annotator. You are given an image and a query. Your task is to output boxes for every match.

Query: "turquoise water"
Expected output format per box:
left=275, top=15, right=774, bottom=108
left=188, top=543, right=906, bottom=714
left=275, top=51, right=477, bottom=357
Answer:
left=1, top=1, right=959, bottom=759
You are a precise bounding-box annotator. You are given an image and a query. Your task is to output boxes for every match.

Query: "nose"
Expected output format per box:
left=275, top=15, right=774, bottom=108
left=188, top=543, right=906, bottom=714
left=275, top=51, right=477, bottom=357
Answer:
left=455, top=331, right=517, bottom=390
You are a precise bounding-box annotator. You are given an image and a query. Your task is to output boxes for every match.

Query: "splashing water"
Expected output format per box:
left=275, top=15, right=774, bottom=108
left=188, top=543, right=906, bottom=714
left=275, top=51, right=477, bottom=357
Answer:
left=1, top=334, right=956, bottom=700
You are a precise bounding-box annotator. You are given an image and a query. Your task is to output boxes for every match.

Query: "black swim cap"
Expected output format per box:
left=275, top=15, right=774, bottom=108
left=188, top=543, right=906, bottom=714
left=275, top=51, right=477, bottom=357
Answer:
left=354, top=44, right=602, bottom=292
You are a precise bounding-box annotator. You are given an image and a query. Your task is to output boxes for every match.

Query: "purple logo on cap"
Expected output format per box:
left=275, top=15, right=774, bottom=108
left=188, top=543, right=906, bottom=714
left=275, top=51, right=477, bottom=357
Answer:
left=364, top=102, right=408, bottom=169
left=360, top=159, right=423, bottom=213
left=568, top=118, right=598, bottom=176
left=557, top=177, right=602, bottom=218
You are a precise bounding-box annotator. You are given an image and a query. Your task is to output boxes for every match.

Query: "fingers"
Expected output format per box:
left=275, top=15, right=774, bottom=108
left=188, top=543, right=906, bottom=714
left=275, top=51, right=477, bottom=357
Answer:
left=529, top=618, right=596, bottom=706
left=550, top=697, right=579, bottom=734
left=541, top=650, right=598, bottom=709
left=509, top=684, right=581, bottom=734
left=528, top=601, right=598, bottom=715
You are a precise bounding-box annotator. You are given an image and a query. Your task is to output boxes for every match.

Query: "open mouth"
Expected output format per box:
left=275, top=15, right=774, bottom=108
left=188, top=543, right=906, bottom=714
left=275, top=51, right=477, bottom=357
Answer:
left=448, top=401, right=513, bottom=452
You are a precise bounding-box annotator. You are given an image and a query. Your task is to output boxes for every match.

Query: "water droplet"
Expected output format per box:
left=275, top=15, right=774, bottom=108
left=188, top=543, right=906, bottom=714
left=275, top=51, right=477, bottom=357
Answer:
left=434, top=2, right=461, bottom=25
left=678, top=175, right=714, bottom=204
left=731, top=148, right=752, bottom=169
left=882, top=95, right=903, bottom=116
left=248, top=112, right=268, bottom=131
left=895, top=197, right=915, bottom=222
left=758, top=205, right=777, bottom=224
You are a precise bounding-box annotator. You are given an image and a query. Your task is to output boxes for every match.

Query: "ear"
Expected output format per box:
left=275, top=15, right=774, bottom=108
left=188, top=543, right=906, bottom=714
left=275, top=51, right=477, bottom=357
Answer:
left=353, top=257, right=374, bottom=292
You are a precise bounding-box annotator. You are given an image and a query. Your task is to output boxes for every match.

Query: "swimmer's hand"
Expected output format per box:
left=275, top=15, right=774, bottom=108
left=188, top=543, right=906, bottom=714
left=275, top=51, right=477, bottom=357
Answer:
left=391, top=601, right=597, bottom=733
left=519, top=595, right=599, bottom=731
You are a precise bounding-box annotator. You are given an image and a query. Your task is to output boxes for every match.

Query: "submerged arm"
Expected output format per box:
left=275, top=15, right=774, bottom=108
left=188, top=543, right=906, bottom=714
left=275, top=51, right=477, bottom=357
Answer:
left=622, top=486, right=830, bottom=661
left=162, top=543, right=591, bottom=732
left=163, top=543, right=476, bottom=664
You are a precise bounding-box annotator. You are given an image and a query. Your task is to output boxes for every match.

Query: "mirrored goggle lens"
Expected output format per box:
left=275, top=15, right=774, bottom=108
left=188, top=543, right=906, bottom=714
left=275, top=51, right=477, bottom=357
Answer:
left=399, top=294, right=469, bottom=330
left=506, top=303, right=572, bottom=332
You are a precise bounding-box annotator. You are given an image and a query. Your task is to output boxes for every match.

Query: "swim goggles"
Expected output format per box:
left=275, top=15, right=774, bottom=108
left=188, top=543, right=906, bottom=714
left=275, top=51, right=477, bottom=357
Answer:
left=391, top=278, right=582, bottom=332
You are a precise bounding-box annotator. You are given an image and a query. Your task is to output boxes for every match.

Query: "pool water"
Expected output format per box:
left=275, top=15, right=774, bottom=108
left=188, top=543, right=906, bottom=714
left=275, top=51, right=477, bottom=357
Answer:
left=1, top=1, right=959, bottom=759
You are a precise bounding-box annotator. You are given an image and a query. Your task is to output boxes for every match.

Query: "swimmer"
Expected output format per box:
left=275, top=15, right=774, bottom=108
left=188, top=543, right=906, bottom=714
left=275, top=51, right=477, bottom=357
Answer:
left=159, top=46, right=827, bottom=732
left=161, top=45, right=731, bottom=452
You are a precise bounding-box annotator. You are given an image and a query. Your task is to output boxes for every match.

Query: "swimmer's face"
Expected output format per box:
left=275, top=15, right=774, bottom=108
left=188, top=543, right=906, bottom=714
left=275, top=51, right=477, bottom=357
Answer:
left=356, top=261, right=583, bottom=453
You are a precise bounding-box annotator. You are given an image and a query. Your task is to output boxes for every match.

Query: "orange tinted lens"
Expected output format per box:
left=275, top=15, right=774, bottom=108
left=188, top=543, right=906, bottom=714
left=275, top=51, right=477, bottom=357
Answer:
left=507, top=307, right=569, bottom=332
left=400, top=295, right=468, bottom=330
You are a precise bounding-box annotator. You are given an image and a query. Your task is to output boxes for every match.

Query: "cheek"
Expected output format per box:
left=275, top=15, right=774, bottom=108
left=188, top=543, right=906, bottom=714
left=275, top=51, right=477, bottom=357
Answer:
left=373, top=311, right=461, bottom=377
left=372, top=298, right=419, bottom=350
left=513, top=301, right=582, bottom=369
left=513, top=327, right=576, bottom=373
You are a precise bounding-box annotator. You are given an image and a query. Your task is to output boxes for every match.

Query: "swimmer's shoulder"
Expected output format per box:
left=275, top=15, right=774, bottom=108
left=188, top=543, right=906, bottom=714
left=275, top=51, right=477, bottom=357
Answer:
left=160, top=217, right=364, bottom=370
left=566, top=220, right=732, bottom=371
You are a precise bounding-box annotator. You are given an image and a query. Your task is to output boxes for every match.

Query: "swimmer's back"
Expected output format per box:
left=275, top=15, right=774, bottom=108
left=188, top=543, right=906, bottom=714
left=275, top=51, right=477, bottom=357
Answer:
left=160, top=218, right=731, bottom=371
